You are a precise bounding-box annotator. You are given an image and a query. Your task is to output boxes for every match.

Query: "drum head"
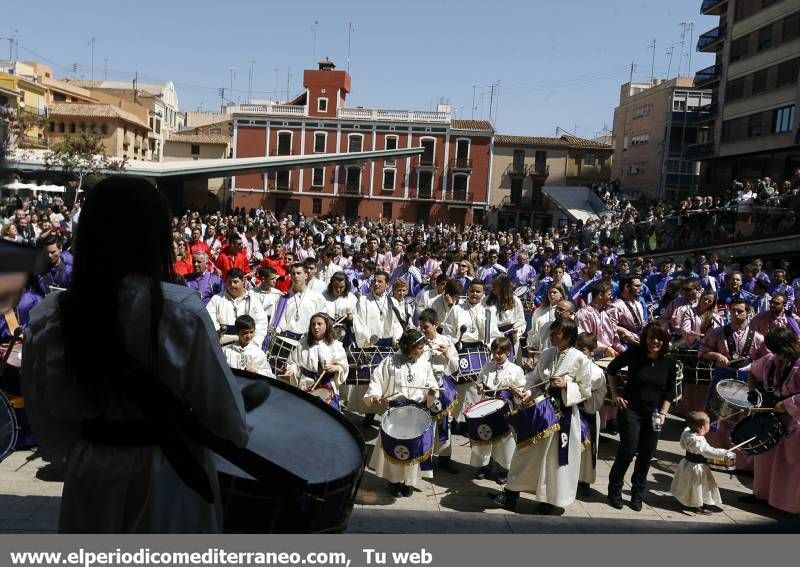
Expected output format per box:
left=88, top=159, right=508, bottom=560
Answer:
left=716, top=379, right=754, bottom=409
left=731, top=412, right=784, bottom=455
left=465, top=398, right=506, bottom=418
left=381, top=406, right=432, bottom=440
left=0, top=391, right=19, bottom=463
left=215, top=372, right=363, bottom=484
left=513, top=285, right=530, bottom=297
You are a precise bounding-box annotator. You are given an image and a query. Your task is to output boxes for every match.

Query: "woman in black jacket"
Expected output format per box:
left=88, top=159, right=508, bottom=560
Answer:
left=606, top=322, right=677, bottom=511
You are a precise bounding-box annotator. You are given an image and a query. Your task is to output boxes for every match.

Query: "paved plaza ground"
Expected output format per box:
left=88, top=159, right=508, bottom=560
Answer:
left=0, top=412, right=789, bottom=534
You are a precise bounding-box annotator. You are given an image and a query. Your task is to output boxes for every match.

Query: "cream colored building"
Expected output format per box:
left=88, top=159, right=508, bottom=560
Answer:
left=695, top=0, right=800, bottom=189
left=0, top=69, right=48, bottom=149
left=47, top=102, right=151, bottom=160
left=612, top=77, right=712, bottom=200
left=489, top=134, right=612, bottom=230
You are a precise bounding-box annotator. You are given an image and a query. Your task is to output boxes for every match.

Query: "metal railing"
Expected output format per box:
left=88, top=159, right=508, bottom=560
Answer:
left=697, top=24, right=726, bottom=51
left=449, top=190, right=474, bottom=202
left=701, top=0, right=727, bottom=15
left=233, top=103, right=306, bottom=116
left=449, top=157, right=473, bottom=170
left=694, top=64, right=721, bottom=87
left=338, top=107, right=451, bottom=123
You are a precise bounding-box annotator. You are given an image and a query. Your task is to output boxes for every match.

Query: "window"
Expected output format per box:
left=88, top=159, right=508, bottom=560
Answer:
left=101, top=124, right=108, bottom=135
left=729, top=36, right=749, bottom=62
left=758, top=25, right=773, bottom=51
left=455, top=139, right=470, bottom=160
left=748, top=113, right=763, bottom=137
left=784, top=12, right=800, bottom=43
left=345, top=167, right=361, bottom=192
left=312, top=167, right=325, bottom=187
left=452, top=174, right=468, bottom=197
left=752, top=69, right=769, bottom=94
left=48, top=122, right=55, bottom=132
left=777, top=58, right=800, bottom=87
left=277, top=131, right=292, bottom=155
left=418, top=171, right=433, bottom=198
left=630, top=134, right=649, bottom=146
left=313, top=132, right=326, bottom=153
left=673, top=99, right=686, bottom=112
left=53, top=92, right=66, bottom=102
left=317, top=98, right=328, bottom=113
left=383, top=168, right=396, bottom=190
left=191, top=144, right=200, bottom=155
left=382, top=202, right=392, bottom=218
left=722, top=118, right=739, bottom=142
left=774, top=105, right=795, bottom=133
left=312, top=198, right=322, bottom=215
left=155, top=119, right=161, bottom=134
left=512, top=149, right=525, bottom=171
left=726, top=77, right=746, bottom=102
left=420, top=138, right=435, bottom=165
left=384, top=135, right=398, bottom=166
left=583, top=153, right=596, bottom=166
left=348, top=134, right=363, bottom=153
left=58, top=122, right=65, bottom=133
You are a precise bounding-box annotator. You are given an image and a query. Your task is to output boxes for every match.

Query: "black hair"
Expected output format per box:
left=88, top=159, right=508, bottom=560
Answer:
left=235, top=314, right=256, bottom=333
left=227, top=268, right=245, bottom=281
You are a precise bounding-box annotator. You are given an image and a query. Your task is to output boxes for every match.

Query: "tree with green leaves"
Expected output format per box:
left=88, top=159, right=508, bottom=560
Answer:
left=44, top=133, right=127, bottom=191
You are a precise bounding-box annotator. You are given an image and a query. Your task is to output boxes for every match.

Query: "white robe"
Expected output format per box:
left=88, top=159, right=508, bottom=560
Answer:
left=316, top=261, right=343, bottom=286
left=273, top=288, right=328, bottom=335
left=323, top=292, right=358, bottom=321
left=415, top=288, right=440, bottom=318
left=421, top=333, right=459, bottom=457
left=485, top=297, right=526, bottom=361
left=22, top=278, right=248, bottom=533
left=285, top=338, right=348, bottom=397
left=206, top=291, right=269, bottom=347
left=578, top=360, right=607, bottom=484
left=222, top=341, right=272, bottom=378
left=670, top=428, right=729, bottom=507
left=506, top=346, right=591, bottom=507
left=470, top=361, right=526, bottom=469
left=250, top=288, right=282, bottom=326
left=442, top=300, right=502, bottom=345
left=365, top=354, right=439, bottom=486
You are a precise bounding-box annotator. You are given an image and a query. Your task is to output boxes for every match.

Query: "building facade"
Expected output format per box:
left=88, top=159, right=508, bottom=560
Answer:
left=231, top=60, right=493, bottom=226
left=0, top=69, right=48, bottom=149
left=612, top=78, right=712, bottom=200
left=694, top=0, right=800, bottom=189
left=490, top=134, right=613, bottom=229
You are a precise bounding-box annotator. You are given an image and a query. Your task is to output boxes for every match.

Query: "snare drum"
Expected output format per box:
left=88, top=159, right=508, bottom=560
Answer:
left=0, top=390, right=19, bottom=464
left=379, top=405, right=435, bottom=465
left=266, top=331, right=301, bottom=375
left=514, top=285, right=536, bottom=315
left=708, top=379, right=758, bottom=421
left=217, top=370, right=365, bottom=533
left=731, top=412, right=785, bottom=455
left=456, top=342, right=490, bottom=384
left=708, top=453, right=736, bottom=473
left=346, top=339, right=396, bottom=385
left=506, top=396, right=561, bottom=449
left=464, top=398, right=511, bottom=444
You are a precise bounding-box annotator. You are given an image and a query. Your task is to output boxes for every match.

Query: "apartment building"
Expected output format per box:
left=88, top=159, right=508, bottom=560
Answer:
left=693, top=0, right=800, bottom=189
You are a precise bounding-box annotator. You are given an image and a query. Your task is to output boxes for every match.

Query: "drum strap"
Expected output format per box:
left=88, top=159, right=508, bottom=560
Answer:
left=723, top=325, right=755, bottom=359
left=389, top=300, right=410, bottom=330
left=622, top=300, right=643, bottom=332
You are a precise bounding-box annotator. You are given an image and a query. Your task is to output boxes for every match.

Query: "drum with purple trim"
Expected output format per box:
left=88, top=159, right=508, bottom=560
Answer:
left=514, top=285, right=536, bottom=315
left=456, top=342, right=490, bottom=384
left=266, top=331, right=301, bottom=375
left=464, top=398, right=511, bottom=444
left=380, top=405, right=434, bottom=464
left=506, top=396, right=561, bottom=449
left=346, top=340, right=396, bottom=385
left=431, top=375, right=458, bottom=422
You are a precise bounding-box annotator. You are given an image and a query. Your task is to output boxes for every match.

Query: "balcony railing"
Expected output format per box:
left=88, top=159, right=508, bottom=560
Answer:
left=342, top=183, right=363, bottom=196
left=418, top=189, right=434, bottom=200
left=700, top=0, right=727, bottom=16
left=697, top=24, right=726, bottom=52
left=18, top=135, right=48, bottom=149
left=694, top=64, right=721, bottom=87
left=417, top=155, right=437, bottom=168
left=449, top=157, right=472, bottom=170
left=449, top=190, right=474, bottom=202
left=530, top=164, right=550, bottom=178
left=337, top=107, right=451, bottom=123
left=273, top=179, right=294, bottom=192
left=506, top=163, right=527, bottom=177
left=233, top=103, right=307, bottom=116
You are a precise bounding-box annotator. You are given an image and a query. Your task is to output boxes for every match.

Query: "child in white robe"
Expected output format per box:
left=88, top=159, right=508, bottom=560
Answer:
left=222, top=315, right=272, bottom=377
left=576, top=332, right=607, bottom=495
left=670, top=411, right=734, bottom=514
left=471, top=337, right=525, bottom=484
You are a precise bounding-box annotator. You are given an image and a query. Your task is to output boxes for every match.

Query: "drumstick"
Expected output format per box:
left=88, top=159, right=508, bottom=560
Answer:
left=747, top=407, right=777, bottom=414
left=402, top=385, right=442, bottom=391
left=710, top=410, right=744, bottom=428
left=729, top=435, right=758, bottom=453
left=310, top=370, right=328, bottom=391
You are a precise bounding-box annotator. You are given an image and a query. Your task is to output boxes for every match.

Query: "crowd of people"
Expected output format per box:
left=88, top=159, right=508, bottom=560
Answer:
left=2, top=174, right=800, bottom=532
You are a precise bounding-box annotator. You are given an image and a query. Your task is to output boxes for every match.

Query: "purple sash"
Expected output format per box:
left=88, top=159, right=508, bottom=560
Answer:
left=262, top=294, right=289, bottom=351
left=579, top=409, right=596, bottom=468
left=432, top=375, right=458, bottom=442
left=301, top=368, right=341, bottom=412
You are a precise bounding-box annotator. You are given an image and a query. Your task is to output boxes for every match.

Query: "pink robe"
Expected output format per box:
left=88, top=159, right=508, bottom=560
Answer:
left=749, top=354, right=800, bottom=513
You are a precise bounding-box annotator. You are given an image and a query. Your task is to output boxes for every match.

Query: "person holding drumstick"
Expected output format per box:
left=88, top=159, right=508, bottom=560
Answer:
left=490, top=318, right=591, bottom=514
left=606, top=322, right=677, bottom=511
left=364, top=329, right=440, bottom=497
left=744, top=327, right=800, bottom=515
left=282, top=312, right=348, bottom=411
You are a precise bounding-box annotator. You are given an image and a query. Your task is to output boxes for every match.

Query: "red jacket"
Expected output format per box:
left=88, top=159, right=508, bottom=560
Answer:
left=215, top=245, right=250, bottom=279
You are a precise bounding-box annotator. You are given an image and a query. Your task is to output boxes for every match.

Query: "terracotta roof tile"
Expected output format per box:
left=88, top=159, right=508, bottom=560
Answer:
left=47, top=102, right=149, bottom=129
left=450, top=119, right=494, bottom=132
left=495, top=135, right=567, bottom=147
left=559, top=135, right=613, bottom=150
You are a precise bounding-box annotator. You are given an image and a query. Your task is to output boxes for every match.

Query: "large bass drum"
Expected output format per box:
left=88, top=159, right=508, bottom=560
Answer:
left=216, top=370, right=366, bottom=533
left=0, top=390, right=18, bottom=464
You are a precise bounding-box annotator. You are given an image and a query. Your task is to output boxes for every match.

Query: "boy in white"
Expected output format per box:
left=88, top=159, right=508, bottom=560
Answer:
left=575, top=332, right=607, bottom=496
left=222, top=315, right=272, bottom=377
left=670, top=411, right=734, bottom=514
left=472, top=337, right=525, bottom=484
left=419, top=308, right=460, bottom=474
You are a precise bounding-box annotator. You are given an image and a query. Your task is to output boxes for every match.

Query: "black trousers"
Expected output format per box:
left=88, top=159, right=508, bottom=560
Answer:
left=608, top=408, right=660, bottom=497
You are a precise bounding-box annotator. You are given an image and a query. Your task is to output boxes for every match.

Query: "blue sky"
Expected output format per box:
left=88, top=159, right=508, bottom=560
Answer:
left=3, top=0, right=716, bottom=137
